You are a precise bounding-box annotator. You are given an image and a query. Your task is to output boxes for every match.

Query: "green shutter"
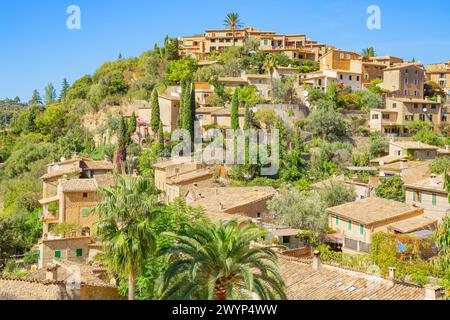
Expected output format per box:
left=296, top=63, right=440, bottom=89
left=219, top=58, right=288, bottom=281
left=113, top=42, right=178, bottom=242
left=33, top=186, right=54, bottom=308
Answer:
left=38, top=250, right=41, bottom=259
left=419, top=192, right=423, bottom=203
left=413, top=192, right=416, bottom=201
left=81, top=208, right=89, bottom=217
left=54, top=250, right=61, bottom=259
left=348, top=221, right=352, bottom=231
left=432, top=194, right=437, bottom=206
left=360, top=224, right=364, bottom=235
left=76, top=249, right=83, bottom=257
left=336, top=216, right=340, bottom=225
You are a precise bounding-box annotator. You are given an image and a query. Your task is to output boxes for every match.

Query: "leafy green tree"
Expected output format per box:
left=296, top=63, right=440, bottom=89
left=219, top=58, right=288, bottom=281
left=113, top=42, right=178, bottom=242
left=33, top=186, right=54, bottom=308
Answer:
left=230, top=90, right=240, bottom=130
left=304, top=107, right=349, bottom=142
left=430, top=156, right=450, bottom=174
left=280, top=131, right=307, bottom=182
left=375, top=176, right=405, bottom=202
left=94, top=175, right=161, bottom=300
left=29, top=90, right=42, bottom=105
left=60, top=78, right=70, bottom=101
left=223, top=13, right=244, bottom=46
left=161, top=220, right=286, bottom=300
left=44, top=83, right=57, bottom=105
left=65, top=75, right=93, bottom=101
left=165, top=57, right=198, bottom=83
left=369, top=133, right=389, bottom=158
left=150, top=88, right=160, bottom=133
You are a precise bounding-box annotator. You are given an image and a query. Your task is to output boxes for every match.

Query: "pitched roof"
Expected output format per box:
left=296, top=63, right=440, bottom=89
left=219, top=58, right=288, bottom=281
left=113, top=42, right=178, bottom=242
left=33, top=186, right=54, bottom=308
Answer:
left=404, top=174, right=448, bottom=194
left=388, top=216, right=438, bottom=234
left=60, top=179, right=98, bottom=192
left=41, top=167, right=83, bottom=180
left=152, top=157, right=195, bottom=169
left=390, top=141, right=439, bottom=150
left=166, top=169, right=213, bottom=185
left=187, top=186, right=276, bottom=221
left=326, top=197, right=423, bottom=225
left=279, top=256, right=426, bottom=300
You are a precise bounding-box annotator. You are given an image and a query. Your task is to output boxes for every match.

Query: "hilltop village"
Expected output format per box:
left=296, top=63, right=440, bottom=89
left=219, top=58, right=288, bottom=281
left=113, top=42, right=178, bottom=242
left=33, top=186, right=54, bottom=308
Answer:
left=0, top=14, right=449, bottom=301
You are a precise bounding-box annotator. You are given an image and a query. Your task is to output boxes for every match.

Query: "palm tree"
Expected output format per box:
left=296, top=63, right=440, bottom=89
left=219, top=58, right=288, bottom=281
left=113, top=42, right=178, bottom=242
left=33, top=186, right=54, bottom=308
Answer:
left=94, top=174, right=161, bottom=300
left=264, top=55, right=278, bottom=80
left=161, top=220, right=286, bottom=300
left=223, top=13, right=244, bottom=46
left=361, top=47, right=376, bottom=58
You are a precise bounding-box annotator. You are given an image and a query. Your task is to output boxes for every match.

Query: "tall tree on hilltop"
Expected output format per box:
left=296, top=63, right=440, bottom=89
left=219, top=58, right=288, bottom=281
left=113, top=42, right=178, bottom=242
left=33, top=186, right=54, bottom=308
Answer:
left=94, top=175, right=161, bottom=300
left=44, top=83, right=57, bottom=105
left=361, top=47, right=376, bottom=58
left=29, top=89, right=42, bottom=105
left=230, top=89, right=240, bottom=130
left=182, top=81, right=193, bottom=135
left=60, top=78, right=70, bottom=102
left=150, top=88, right=160, bottom=134
left=223, top=13, right=244, bottom=46
left=166, top=38, right=180, bottom=61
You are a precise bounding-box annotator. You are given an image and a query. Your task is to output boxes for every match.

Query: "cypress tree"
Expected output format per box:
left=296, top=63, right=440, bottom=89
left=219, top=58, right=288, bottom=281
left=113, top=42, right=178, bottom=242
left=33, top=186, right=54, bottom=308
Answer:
left=117, top=116, right=128, bottom=168
left=157, top=121, right=164, bottom=154
left=128, top=112, right=137, bottom=138
left=182, top=81, right=192, bottom=133
left=230, top=89, right=240, bottom=130
left=189, top=80, right=196, bottom=143
left=150, top=88, right=160, bottom=133
left=177, top=80, right=186, bottom=129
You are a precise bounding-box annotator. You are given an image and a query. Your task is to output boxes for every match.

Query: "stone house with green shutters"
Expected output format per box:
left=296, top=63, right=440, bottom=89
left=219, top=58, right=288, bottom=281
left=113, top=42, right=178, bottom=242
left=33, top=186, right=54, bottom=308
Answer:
left=38, top=156, right=114, bottom=269
left=405, top=174, right=450, bottom=221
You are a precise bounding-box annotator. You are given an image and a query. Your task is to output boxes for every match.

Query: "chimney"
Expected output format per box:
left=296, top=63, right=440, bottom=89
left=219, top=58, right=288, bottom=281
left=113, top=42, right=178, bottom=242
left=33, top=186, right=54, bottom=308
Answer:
left=312, top=250, right=322, bottom=271
left=430, top=174, right=438, bottom=186
left=424, top=284, right=442, bottom=300
left=388, top=267, right=396, bottom=281
left=46, top=265, right=59, bottom=281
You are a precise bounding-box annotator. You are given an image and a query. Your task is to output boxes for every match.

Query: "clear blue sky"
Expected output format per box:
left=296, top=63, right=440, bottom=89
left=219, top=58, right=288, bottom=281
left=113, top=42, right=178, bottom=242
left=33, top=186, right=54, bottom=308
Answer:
left=1, top=0, right=450, bottom=101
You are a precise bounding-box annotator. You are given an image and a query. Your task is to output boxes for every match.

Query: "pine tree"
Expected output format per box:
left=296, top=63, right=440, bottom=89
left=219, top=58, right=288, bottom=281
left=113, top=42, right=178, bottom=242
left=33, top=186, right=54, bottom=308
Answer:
left=29, top=89, right=42, bottom=105
left=166, top=38, right=180, bottom=61
left=44, top=83, right=57, bottom=105
left=150, top=88, right=160, bottom=133
left=230, top=89, right=240, bottom=130
left=60, top=78, right=70, bottom=101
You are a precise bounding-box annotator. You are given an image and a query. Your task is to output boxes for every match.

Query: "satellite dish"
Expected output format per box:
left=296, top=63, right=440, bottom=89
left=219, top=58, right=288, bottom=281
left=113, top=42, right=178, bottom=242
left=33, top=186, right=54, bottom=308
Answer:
left=303, top=91, right=309, bottom=97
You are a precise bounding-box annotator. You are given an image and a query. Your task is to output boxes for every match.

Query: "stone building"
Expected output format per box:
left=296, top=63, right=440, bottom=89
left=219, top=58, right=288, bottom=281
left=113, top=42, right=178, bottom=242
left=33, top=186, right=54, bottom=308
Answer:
left=38, top=156, right=114, bottom=268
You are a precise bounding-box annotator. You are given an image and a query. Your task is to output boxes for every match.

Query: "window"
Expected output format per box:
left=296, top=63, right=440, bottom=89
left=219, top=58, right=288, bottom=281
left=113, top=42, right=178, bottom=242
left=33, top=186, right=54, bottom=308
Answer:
left=382, top=114, right=390, bottom=120
left=336, top=216, right=340, bottom=225
left=340, top=53, right=344, bottom=59
left=360, top=224, right=364, bottom=235
left=55, top=250, right=61, bottom=259
left=76, top=249, right=83, bottom=257
left=414, top=91, right=418, bottom=97
left=431, top=104, right=436, bottom=109
left=349, top=75, right=353, bottom=81
left=404, top=78, right=409, bottom=84
left=419, top=114, right=426, bottom=121
left=257, top=212, right=261, bottom=218
left=415, top=191, right=422, bottom=203
left=38, top=250, right=41, bottom=259
left=365, top=74, right=369, bottom=80
left=404, top=90, right=409, bottom=96
left=372, top=114, right=379, bottom=120
left=414, top=104, right=418, bottom=109
left=263, top=39, right=269, bottom=45
left=348, top=221, right=352, bottom=231
left=405, top=115, right=414, bottom=121
left=282, top=236, right=290, bottom=244
left=392, top=103, right=397, bottom=108
left=432, top=194, right=437, bottom=206
left=356, top=76, right=360, bottom=81
left=81, top=207, right=89, bottom=217
left=339, top=74, right=343, bottom=80
left=83, top=193, right=88, bottom=198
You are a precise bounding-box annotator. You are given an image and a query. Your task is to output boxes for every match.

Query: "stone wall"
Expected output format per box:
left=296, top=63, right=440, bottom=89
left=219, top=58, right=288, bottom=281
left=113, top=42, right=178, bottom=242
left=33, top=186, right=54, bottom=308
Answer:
left=0, top=277, right=67, bottom=300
